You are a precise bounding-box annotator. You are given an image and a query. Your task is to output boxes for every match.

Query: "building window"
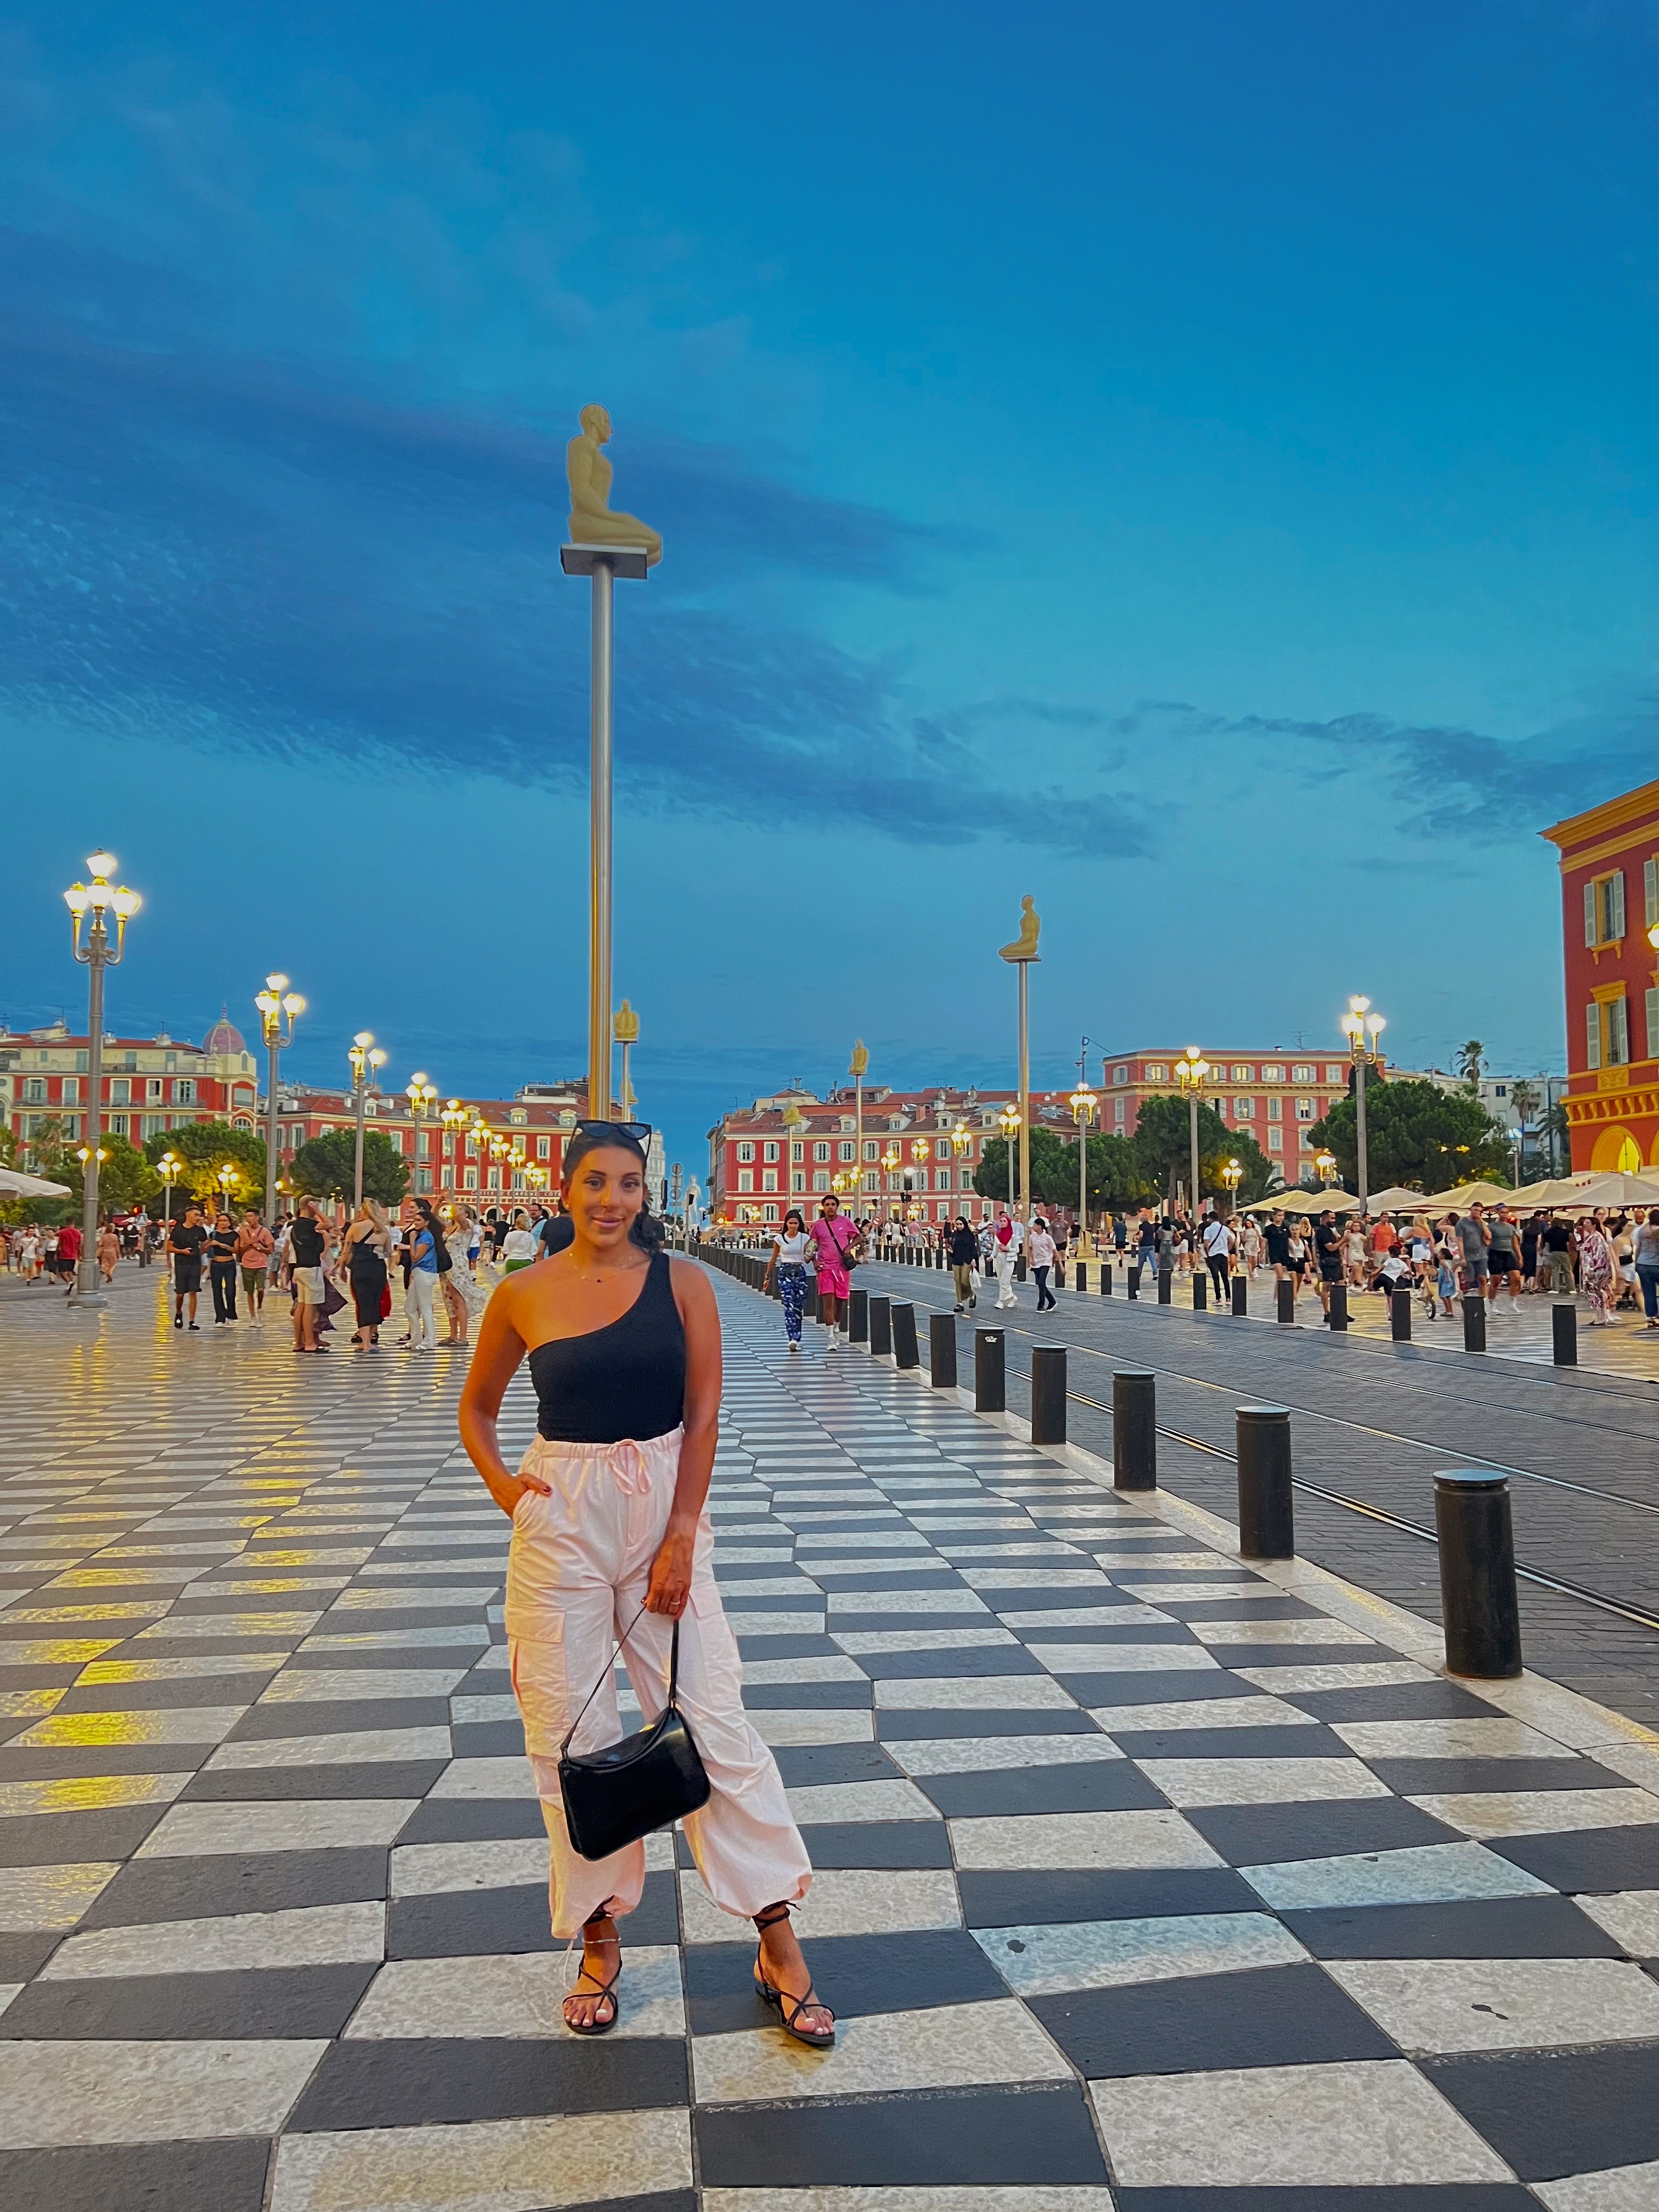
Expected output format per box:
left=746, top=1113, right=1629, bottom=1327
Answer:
left=176, top=1080, right=195, bottom=1104
left=22, top=1078, right=44, bottom=1103
left=1268, top=1127, right=1283, bottom=1150
left=738, top=1169, right=753, bottom=1193
left=1646, top=857, right=1659, bottom=930
left=1588, top=996, right=1630, bottom=1069
left=863, top=1140, right=879, bottom=1160
left=736, top=1141, right=754, bottom=1163
left=814, top=1141, right=830, bottom=1162
left=1111, top=1065, right=1127, bottom=1085
left=1324, top=1064, right=1344, bottom=1084
left=1233, top=1096, right=1254, bottom=1117
left=791, top=1171, right=804, bottom=1192
left=763, top=1141, right=779, bottom=1163
left=108, top=1115, right=127, bottom=1138
left=464, top=1166, right=478, bottom=1190
left=761, top=1170, right=778, bottom=1193
left=1647, top=988, right=1659, bottom=1062
left=839, top=1141, right=855, bottom=1163
left=1263, top=1064, right=1284, bottom=1082
left=1585, top=871, right=1627, bottom=947
left=111, top=1078, right=130, bottom=1104
left=1267, top=1096, right=1282, bottom=1121
left=537, top=1135, right=550, bottom=1158
left=936, top=1166, right=952, bottom=1189
left=509, top=1108, right=526, bottom=1125
left=839, top=1116, right=854, bottom=1132
left=1295, top=1098, right=1315, bottom=1122
left=1291, top=1063, right=1313, bottom=1083
left=417, top=1132, right=431, bottom=1159
left=763, top=1204, right=778, bottom=1223
left=1114, top=1096, right=1126, bottom=1123
left=416, top=1168, right=432, bottom=1193
left=1144, top=1063, right=1167, bottom=1081
left=813, top=1170, right=830, bottom=1192
left=61, top=1077, right=79, bottom=1104
left=1231, top=1064, right=1252, bottom=1081
left=1492, top=1084, right=1508, bottom=1101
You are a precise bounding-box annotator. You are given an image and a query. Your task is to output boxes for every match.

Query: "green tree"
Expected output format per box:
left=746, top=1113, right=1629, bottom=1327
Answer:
left=1308, top=1079, right=1509, bottom=1190
left=1455, top=1040, right=1486, bottom=1091
left=290, top=1128, right=410, bottom=1206
left=1542, top=1099, right=1570, bottom=1175
left=972, top=1127, right=1071, bottom=1207
left=22, top=1114, right=69, bottom=1173
left=144, top=1121, right=268, bottom=1206
left=1129, top=1094, right=1274, bottom=1203
left=49, top=1135, right=160, bottom=1217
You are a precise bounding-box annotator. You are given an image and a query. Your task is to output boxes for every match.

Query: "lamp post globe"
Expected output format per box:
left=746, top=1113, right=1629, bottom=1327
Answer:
left=255, top=974, right=303, bottom=1221
left=1339, top=996, right=1387, bottom=1213
left=1175, top=1048, right=1210, bottom=1216
left=64, top=849, right=141, bottom=1302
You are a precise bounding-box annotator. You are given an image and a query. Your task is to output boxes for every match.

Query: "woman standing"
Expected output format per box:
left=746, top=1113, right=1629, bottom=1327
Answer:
left=1029, top=1215, right=1058, bottom=1310
left=207, top=1211, right=240, bottom=1324
left=1576, top=1216, right=1618, bottom=1324
left=95, top=1220, right=120, bottom=1286
left=403, top=1199, right=445, bottom=1351
left=442, top=1203, right=486, bottom=1347
left=236, top=1210, right=274, bottom=1321
left=949, top=1214, right=979, bottom=1313
left=501, top=1211, right=539, bottom=1273
left=458, top=1123, right=831, bottom=2044
left=808, top=1195, right=858, bottom=1350
left=342, top=1201, right=391, bottom=1350
left=762, top=1209, right=812, bottom=1351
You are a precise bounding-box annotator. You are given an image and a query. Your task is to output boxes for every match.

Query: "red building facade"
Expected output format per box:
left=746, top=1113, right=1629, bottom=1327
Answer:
left=274, top=1079, right=585, bottom=1206
left=1099, top=1046, right=1356, bottom=1182
left=1, top=1015, right=261, bottom=1149
left=1542, top=778, right=1659, bottom=1172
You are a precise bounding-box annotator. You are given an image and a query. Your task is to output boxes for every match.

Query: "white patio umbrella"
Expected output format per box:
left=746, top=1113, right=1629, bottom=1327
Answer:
left=0, top=1164, right=71, bottom=1199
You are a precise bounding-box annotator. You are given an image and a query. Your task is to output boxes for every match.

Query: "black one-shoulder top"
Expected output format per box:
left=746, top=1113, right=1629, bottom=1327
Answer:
left=526, top=1250, right=686, bottom=1443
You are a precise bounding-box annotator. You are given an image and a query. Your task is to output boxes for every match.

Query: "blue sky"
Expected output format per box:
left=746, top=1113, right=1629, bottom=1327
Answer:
left=3, top=2, right=1656, bottom=1184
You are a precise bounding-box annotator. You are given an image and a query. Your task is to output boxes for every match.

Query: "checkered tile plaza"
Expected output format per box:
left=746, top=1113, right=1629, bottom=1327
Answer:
left=1, top=1263, right=1657, bottom=2210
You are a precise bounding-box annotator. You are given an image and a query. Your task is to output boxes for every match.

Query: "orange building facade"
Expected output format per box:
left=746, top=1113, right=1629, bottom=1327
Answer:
left=1542, top=778, right=1659, bottom=1172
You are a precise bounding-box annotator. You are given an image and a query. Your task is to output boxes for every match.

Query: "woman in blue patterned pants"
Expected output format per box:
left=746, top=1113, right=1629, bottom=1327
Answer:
left=763, top=1210, right=812, bottom=1351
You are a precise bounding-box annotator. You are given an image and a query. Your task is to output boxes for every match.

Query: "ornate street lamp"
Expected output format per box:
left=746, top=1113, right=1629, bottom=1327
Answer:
left=1314, top=1149, right=1338, bottom=1188
left=1069, top=1076, right=1097, bottom=1245
left=255, top=973, right=304, bottom=1220
left=64, top=850, right=142, bottom=1302
left=347, top=1032, right=388, bottom=1209
left=1339, top=996, right=1386, bottom=1214
left=1222, top=1157, right=1243, bottom=1209
left=1175, top=1047, right=1210, bottom=1214
left=155, top=1150, right=181, bottom=1237
left=998, top=1101, right=1020, bottom=1210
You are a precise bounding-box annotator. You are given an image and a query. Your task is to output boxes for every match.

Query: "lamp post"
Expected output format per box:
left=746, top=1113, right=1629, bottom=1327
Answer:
left=1222, top=1157, right=1243, bottom=1211
left=998, top=905, right=1040, bottom=1229
left=348, top=1033, right=389, bottom=1208
left=1069, top=1076, right=1097, bottom=1246
left=849, top=1040, right=868, bottom=1211
left=613, top=999, right=639, bottom=1119
left=255, top=974, right=304, bottom=1222
left=156, top=1151, right=180, bottom=1238
left=64, top=850, right=141, bottom=1302
left=405, top=1073, right=436, bottom=1200
left=1339, top=995, right=1386, bottom=1214
left=1314, top=1149, right=1338, bottom=1188
left=881, top=1143, right=901, bottom=1222
left=1175, top=1047, right=1210, bottom=1216
left=997, top=1101, right=1020, bottom=1210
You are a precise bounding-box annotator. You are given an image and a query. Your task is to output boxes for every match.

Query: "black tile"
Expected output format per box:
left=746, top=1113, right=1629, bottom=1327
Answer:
left=1031, top=1961, right=1399, bottom=2077
left=286, top=2034, right=688, bottom=2129
left=1155, top=1597, right=1326, bottom=1621
left=0, top=1665, right=93, bottom=1691
left=1, top=1961, right=377, bottom=2039
left=686, top=1927, right=1006, bottom=2033
left=450, top=1720, right=525, bottom=1758
left=695, top=2081, right=1109, bottom=2187
left=998, top=1589, right=1163, bottom=1616
left=1426, top=2042, right=1659, bottom=2180
left=1107, top=1726, right=1347, bottom=1761
left=1285, top=1681, right=1505, bottom=1723
left=84, top=1847, right=389, bottom=1926
left=227, top=1697, right=452, bottom=1740
left=878, top=1707, right=1099, bottom=1739
left=838, top=1612, right=1011, bottom=1632
left=797, top=1819, right=955, bottom=1868
left=0, top=2138, right=272, bottom=2212
left=742, top=1683, right=872, bottom=1708
left=734, top=1634, right=844, bottom=1660
left=806, top=1571, right=968, bottom=1592
left=1362, top=1757, right=1628, bottom=1796
left=1076, top=1669, right=1266, bottom=1708
left=387, top=1867, right=678, bottom=1957
left=0, top=1745, right=215, bottom=1780
left=1114, top=2189, right=1538, bottom=2211
left=854, top=1647, right=1047, bottom=1680
left=395, top=1796, right=546, bottom=1844
left=1188, top=1796, right=1463, bottom=1865
left=54, top=1672, right=281, bottom=1712
left=772, top=1741, right=905, bottom=1787
left=1487, top=1822, right=1659, bottom=1894
left=960, top=1866, right=1261, bottom=1926
left=0, top=1930, right=59, bottom=1980
left=559, top=2198, right=695, bottom=2212
left=0, top=1807, right=168, bottom=1867
left=286, top=1642, right=487, bottom=1670
left=919, top=1761, right=1169, bottom=1818
left=1202, top=1642, right=1391, bottom=1671
left=180, top=1760, right=447, bottom=1801
left=1283, top=1893, right=1626, bottom=1960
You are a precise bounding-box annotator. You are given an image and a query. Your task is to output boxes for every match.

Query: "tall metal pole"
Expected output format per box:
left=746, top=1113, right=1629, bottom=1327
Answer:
left=588, top=558, right=614, bottom=1124
left=1017, top=963, right=1031, bottom=1227
left=264, top=1030, right=280, bottom=1221
left=1079, top=1108, right=1089, bottom=1243
left=353, top=1071, right=367, bottom=1210
left=76, top=937, right=106, bottom=1299
left=1355, top=1053, right=1369, bottom=1215
left=1188, top=1090, right=1200, bottom=1221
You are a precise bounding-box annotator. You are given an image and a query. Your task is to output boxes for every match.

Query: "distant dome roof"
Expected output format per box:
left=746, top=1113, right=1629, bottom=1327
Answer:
left=203, top=1006, right=246, bottom=1056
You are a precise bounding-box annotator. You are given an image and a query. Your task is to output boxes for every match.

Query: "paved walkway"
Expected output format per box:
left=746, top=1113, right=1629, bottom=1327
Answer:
left=1, top=1263, right=1657, bottom=2208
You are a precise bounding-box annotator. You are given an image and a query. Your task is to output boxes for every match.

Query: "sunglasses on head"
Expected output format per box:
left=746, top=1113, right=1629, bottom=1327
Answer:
left=570, top=1118, right=652, bottom=1146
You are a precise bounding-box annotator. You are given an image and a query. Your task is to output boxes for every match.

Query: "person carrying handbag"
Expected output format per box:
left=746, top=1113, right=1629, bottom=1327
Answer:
left=807, top=1194, right=860, bottom=1348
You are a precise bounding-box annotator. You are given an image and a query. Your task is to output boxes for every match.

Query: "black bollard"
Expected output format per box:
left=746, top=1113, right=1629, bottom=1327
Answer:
left=1157, top=1267, right=1173, bottom=1305
left=1231, top=1274, right=1248, bottom=1317
left=891, top=1301, right=920, bottom=1370
left=1031, top=1345, right=1068, bottom=1444
left=1462, top=1296, right=1487, bottom=1353
left=1102, top=1263, right=1113, bottom=1296
left=1015, top=1257, right=1027, bottom=1283
left=975, top=1328, right=1006, bottom=1413
left=849, top=1287, right=868, bottom=1345
left=1235, top=1405, right=1294, bottom=1559
left=1075, top=1262, right=1088, bottom=1294
left=1391, top=1289, right=1412, bottom=1342
left=1276, top=1277, right=1295, bottom=1325
left=1327, top=1283, right=1348, bottom=1332
left=1113, top=1369, right=1157, bottom=1490
left=1552, top=1304, right=1577, bottom=1367
left=1192, top=1272, right=1207, bottom=1312
left=929, top=1310, right=957, bottom=1389
left=868, top=1294, right=892, bottom=1357
left=1435, top=1470, right=1523, bottom=1678
left=1127, top=1264, right=1140, bottom=1301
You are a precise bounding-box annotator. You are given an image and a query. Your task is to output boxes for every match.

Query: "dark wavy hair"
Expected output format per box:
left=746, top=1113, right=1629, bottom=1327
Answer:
left=562, top=1126, right=664, bottom=1251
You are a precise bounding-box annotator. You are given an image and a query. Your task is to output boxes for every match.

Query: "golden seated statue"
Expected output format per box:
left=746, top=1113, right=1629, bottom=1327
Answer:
left=998, top=895, right=1042, bottom=963
left=567, top=404, right=662, bottom=565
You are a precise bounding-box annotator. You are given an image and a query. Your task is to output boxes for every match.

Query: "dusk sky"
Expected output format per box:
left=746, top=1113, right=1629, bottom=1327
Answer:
left=4, top=2, right=1657, bottom=1186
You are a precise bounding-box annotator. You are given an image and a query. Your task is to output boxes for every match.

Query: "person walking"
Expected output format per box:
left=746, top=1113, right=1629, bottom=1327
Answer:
left=762, top=1209, right=812, bottom=1351
left=342, top=1200, right=391, bottom=1350
left=95, top=1220, right=120, bottom=1286
left=1201, top=1211, right=1233, bottom=1305
left=207, top=1210, right=240, bottom=1323
left=168, top=1205, right=208, bottom=1329
left=442, top=1203, right=488, bottom=1345
left=808, top=1195, right=858, bottom=1349
left=992, top=1204, right=1022, bottom=1308
left=235, top=1210, right=273, bottom=1319
left=1485, top=1206, right=1523, bottom=1312
left=1453, top=1205, right=1490, bottom=1301
left=1028, top=1215, right=1058, bottom=1310
left=1576, top=1215, right=1618, bottom=1324
left=403, top=1198, right=444, bottom=1351
left=1313, top=1209, right=1344, bottom=1319
left=55, top=1221, right=81, bottom=1294
left=949, top=1215, right=979, bottom=1312
left=1538, top=1211, right=1575, bottom=1294
left=1632, top=1208, right=1659, bottom=1328
left=288, top=1198, right=334, bottom=1353
left=458, top=1122, right=832, bottom=2045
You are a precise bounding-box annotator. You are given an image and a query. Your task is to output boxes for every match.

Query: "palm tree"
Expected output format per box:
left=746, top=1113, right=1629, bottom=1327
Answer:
left=1508, top=1078, right=1540, bottom=1179
left=1455, top=1040, right=1485, bottom=1089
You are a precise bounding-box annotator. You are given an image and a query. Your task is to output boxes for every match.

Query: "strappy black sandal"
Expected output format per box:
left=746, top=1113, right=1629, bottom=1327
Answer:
left=753, top=1902, right=835, bottom=2048
left=565, top=1909, right=621, bottom=2036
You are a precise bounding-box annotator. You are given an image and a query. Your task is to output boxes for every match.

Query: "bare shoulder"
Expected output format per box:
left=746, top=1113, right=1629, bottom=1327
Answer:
left=668, top=1255, right=717, bottom=1316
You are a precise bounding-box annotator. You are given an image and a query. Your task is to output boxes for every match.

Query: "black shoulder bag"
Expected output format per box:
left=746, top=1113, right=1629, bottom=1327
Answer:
left=558, top=1605, right=710, bottom=1861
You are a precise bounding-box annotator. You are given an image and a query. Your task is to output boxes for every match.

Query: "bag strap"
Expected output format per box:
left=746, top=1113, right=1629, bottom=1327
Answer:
left=559, top=1605, right=680, bottom=1757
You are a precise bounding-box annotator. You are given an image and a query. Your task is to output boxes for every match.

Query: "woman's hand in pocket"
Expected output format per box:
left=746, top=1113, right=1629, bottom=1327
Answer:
left=504, top=1473, right=552, bottom=1520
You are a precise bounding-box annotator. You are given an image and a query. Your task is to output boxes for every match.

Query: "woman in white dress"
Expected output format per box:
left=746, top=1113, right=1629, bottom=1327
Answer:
left=442, top=1203, right=487, bottom=1346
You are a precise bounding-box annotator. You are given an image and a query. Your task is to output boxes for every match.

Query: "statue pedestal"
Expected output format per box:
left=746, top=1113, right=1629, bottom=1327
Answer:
left=561, top=543, right=652, bottom=580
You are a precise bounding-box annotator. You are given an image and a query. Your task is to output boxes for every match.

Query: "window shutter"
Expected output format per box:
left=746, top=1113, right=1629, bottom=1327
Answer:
left=1646, top=986, right=1659, bottom=1062
left=1610, top=996, right=1630, bottom=1065
left=1584, top=882, right=1598, bottom=946
left=1586, top=1001, right=1601, bottom=1070
left=1611, top=871, right=1627, bottom=941
left=1647, top=858, right=1658, bottom=929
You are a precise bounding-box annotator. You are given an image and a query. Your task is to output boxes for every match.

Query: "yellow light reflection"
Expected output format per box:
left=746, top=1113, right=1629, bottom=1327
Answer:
left=0, top=1689, right=67, bottom=1720
left=3, top=1604, right=172, bottom=1625
left=78, top=1653, right=290, bottom=1685
left=0, top=1773, right=185, bottom=1816
left=0, top=1639, right=126, bottom=1664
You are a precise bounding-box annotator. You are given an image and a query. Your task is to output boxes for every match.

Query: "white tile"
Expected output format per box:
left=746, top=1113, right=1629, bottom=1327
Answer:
left=752, top=1709, right=874, bottom=1746
left=450, top=1694, right=518, bottom=1724
left=1092, top=2057, right=1514, bottom=2187
left=259, top=1668, right=469, bottom=1703
left=348, top=1944, right=682, bottom=2038
left=137, top=1610, right=323, bottom=1639
left=427, top=1757, right=539, bottom=1799
left=1573, top=1889, right=1659, bottom=1955
left=727, top=1612, right=828, bottom=1637
left=0, top=2038, right=328, bottom=2147
left=831, top=1629, right=1017, bottom=1654
left=0, top=1688, right=66, bottom=1719
left=678, top=1867, right=961, bottom=1944
left=874, top=1675, right=1078, bottom=1710
left=0, top=1771, right=191, bottom=1819
left=1333, top=1718, right=1582, bottom=1761
left=77, top=1652, right=290, bottom=1684
left=43, top=1900, right=386, bottom=1979
left=785, top=1780, right=939, bottom=1824
left=10, top=1705, right=249, bottom=1748
left=998, top=1606, right=1172, bottom=1630
left=958, top=1568, right=1113, bottom=1590
left=1092, top=1696, right=1310, bottom=1733
left=1242, top=1840, right=1554, bottom=1912
left=137, top=1797, right=417, bottom=1856
left=207, top=1726, right=453, bottom=1769
left=1536, top=2159, right=1659, bottom=2212
left=977, top=1910, right=1308, bottom=1995
left=0, top=1861, right=121, bottom=1931
left=1233, top=1660, right=1434, bottom=1692
left=1142, top=1756, right=1392, bottom=1807
left=693, top=1996, right=1068, bottom=2103
left=741, top=1656, right=871, bottom=1684
left=826, top=1590, right=991, bottom=1616
left=949, top=1810, right=1222, bottom=1871
left=1330, top=1956, right=1659, bottom=2052
left=1407, top=1787, right=1659, bottom=1839
left=268, top=2108, right=693, bottom=2212
left=888, top=1733, right=1120, bottom=1776
left=1028, top=1644, right=1218, bottom=1675
left=390, top=1838, right=552, bottom=1896
left=1190, top=1618, right=1375, bottom=1647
